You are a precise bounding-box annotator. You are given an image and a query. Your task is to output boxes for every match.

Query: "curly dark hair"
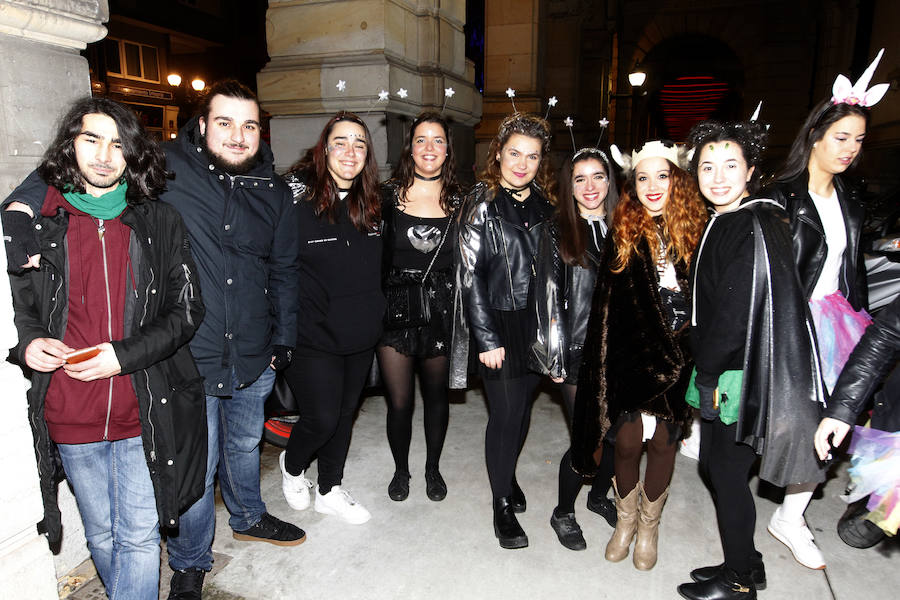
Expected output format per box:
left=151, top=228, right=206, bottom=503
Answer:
left=288, top=111, right=380, bottom=232
left=687, top=119, right=769, bottom=193
left=37, top=97, right=167, bottom=202
left=480, top=112, right=558, bottom=205
left=775, top=99, right=870, bottom=183
left=610, top=160, right=706, bottom=273
left=557, top=148, right=619, bottom=267
left=388, top=112, right=462, bottom=214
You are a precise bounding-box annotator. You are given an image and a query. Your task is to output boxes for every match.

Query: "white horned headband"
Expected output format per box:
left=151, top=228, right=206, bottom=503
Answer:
left=831, top=48, right=889, bottom=107
left=610, top=140, right=688, bottom=174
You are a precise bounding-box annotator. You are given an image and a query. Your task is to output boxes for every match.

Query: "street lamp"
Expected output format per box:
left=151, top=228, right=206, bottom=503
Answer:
left=167, top=73, right=182, bottom=86
left=191, top=79, right=206, bottom=92
left=628, top=70, right=647, bottom=88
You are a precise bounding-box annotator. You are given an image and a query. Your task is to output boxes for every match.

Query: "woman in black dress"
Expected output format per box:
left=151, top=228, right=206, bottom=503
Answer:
left=379, top=112, right=464, bottom=502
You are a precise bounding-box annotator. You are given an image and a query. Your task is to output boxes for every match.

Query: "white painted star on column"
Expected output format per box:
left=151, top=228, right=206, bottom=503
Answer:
left=336, top=80, right=346, bottom=92
left=397, top=88, right=408, bottom=99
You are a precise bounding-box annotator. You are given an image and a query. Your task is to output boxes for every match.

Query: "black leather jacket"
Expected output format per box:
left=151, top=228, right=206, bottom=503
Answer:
left=762, top=172, right=867, bottom=310
left=827, top=293, right=900, bottom=432
left=532, top=217, right=606, bottom=380
left=457, top=183, right=553, bottom=353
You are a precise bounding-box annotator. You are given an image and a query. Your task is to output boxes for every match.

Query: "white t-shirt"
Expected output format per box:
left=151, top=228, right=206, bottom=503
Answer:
left=808, top=188, right=846, bottom=300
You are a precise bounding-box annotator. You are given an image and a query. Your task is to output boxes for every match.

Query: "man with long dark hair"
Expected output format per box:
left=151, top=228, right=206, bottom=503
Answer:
left=2, top=97, right=206, bottom=600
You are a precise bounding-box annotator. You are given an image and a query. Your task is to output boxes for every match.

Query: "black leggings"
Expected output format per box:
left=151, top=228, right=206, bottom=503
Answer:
left=482, top=374, right=540, bottom=499
left=699, top=418, right=759, bottom=575
left=282, top=346, right=374, bottom=494
left=377, top=344, right=449, bottom=474
left=556, top=383, right=615, bottom=514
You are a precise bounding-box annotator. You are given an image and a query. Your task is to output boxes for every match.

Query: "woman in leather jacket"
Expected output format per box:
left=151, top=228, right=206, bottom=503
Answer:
left=571, top=141, right=706, bottom=570
left=378, top=112, right=464, bottom=503
left=760, top=85, right=878, bottom=571
left=532, top=147, right=619, bottom=550
left=678, top=119, right=824, bottom=600
left=458, top=112, right=557, bottom=549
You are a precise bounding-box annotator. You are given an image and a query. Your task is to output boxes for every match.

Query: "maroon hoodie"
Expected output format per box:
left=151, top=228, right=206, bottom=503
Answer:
left=42, top=188, right=141, bottom=444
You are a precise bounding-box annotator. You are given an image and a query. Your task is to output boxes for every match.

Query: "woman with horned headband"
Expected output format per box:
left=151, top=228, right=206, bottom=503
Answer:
left=378, top=112, right=464, bottom=503
left=570, top=140, right=706, bottom=569
left=677, top=115, right=823, bottom=600
left=456, top=112, right=557, bottom=549
left=531, top=146, right=619, bottom=550
left=278, top=111, right=384, bottom=526
left=759, top=49, right=888, bottom=571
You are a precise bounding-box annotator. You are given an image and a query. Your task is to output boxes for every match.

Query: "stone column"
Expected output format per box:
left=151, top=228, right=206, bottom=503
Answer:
left=258, top=0, right=481, bottom=179
left=0, top=1, right=108, bottom=597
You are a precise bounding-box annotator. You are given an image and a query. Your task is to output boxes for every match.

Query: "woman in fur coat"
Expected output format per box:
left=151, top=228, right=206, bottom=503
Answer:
left=571, top=140, right=706, bottom=570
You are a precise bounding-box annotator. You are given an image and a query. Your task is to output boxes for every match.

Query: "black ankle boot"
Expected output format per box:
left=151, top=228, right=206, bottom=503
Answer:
left=510, top=478, right=526, bottom=513
left=678, top=567, right=756, bottom=600
left=493, top=497, right=528, bottom=549
left=690, top=555, right=766, bottom=590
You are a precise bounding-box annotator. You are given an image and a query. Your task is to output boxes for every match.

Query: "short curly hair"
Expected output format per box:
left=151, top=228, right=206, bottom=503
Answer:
left=687, top=120, right=768, bottom=193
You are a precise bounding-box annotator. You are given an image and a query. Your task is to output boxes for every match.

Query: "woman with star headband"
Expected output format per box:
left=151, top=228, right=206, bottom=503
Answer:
left=277, top=111, right=383, bottom=527
left=677, top=118, right=823, bottom=600
left=378, top=112, right=465, bottom=503
left=759, top=49, right=888, bottom=571
left=570, top=140, right=706, bottom=570
left=455, top=112, right=557, bottom=549
left=531, top=146, right=619, bottom=551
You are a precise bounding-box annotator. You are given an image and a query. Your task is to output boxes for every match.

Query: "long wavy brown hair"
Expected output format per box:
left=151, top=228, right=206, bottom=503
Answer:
left=610, top=160, right=706, bottom=273
left=288, top=111, right=380, bottom=232
left=479, top=112, right=558, bottom=205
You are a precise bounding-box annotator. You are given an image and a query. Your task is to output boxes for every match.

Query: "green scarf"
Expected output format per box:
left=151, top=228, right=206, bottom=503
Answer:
left=63, top=181, right=128, bottom=219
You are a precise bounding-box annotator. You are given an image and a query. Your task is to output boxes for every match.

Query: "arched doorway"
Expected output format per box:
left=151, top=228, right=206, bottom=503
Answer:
left=633, top=35, right=744, bottom=142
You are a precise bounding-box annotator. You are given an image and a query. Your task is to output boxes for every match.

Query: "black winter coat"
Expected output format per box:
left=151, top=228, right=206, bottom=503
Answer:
left=763, top=172, right=867, bottom=310
left=162, top=118, right=299, bottom=393
left=8, top=189, right=207, bottom=548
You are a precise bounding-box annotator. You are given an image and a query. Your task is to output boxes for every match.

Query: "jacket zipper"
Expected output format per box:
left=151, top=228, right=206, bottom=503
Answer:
left=99, top=219, right=114, bottom=440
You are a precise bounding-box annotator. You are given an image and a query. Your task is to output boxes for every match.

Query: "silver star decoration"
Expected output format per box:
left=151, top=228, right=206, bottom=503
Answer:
left=445, top=87, right=455, bottom=98
left=435, top=341, right=445, bottom=350
left=428, top=289, right=436, bottom=299
left=599, top=117, right=609, bottom=128
left=336, top=80, right=346, bottom=92
left=397, top=88, right=408, bottom=99
left=548, top=96, right=558, bottom=107
left=506, top=88, right=516, bottom=98
left=564, top=117, right=574, bottom=127
left=378, top=89, right=389, bottom=102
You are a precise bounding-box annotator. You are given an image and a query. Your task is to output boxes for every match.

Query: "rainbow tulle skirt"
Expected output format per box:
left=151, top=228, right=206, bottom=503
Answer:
left=843, top=426, right=900, bottom=536
left=809, top=291, right=872, bottom=392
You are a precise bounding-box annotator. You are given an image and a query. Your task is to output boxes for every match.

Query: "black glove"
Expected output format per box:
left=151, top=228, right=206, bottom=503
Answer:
left=2, top=210, right=40, bottom=273
left=270, top=345, right=293, bottom=371
left=695, top=371, right=720, bottom=421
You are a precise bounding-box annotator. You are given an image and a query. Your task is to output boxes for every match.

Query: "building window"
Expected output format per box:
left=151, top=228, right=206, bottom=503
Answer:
left=104, top=38, right=160, bottom=83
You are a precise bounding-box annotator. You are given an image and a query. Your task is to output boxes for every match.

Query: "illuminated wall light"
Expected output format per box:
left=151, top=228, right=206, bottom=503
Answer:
left=191, top=79, right=206, bottom=91
left=628, top=71, right=647, bottom=87
left=167, top=73, right=182, bottom=86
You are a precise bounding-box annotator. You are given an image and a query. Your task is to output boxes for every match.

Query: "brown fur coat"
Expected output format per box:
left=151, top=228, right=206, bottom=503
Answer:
left=571, top=237, right=694, bottom=474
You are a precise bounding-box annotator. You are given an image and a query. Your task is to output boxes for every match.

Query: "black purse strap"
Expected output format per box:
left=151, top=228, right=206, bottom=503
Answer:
left=420, top=216, right=453, bottom=283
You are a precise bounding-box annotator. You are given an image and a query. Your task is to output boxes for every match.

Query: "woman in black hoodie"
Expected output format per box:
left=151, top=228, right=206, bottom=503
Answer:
left=278, top=111, right=384, bottom=526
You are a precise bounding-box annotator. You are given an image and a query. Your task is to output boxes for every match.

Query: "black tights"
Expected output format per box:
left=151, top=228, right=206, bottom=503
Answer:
left=614, top=414, right=678, bottom=501
left=699, top=418, right=760, bottom=575
left=377, top=345, right=449, bottom=475
left=482, top=374, right=539, bottom=499
left=556, top=384, right=614, bottom=514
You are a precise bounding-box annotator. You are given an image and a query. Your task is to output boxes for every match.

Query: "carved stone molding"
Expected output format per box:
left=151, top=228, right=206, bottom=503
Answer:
left=0, top=0, right=108, bottom=49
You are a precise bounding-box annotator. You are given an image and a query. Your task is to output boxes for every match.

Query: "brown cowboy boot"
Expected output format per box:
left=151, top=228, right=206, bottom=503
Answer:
left=605, top=477, right=640, bottom=562
left=633, top=482, right=669, bottom=570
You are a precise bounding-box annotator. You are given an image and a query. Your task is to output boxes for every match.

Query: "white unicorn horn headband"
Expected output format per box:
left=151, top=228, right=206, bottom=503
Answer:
left=610, top=140, right=687, bottom=174
left=831, top=48, right=889, bottom=107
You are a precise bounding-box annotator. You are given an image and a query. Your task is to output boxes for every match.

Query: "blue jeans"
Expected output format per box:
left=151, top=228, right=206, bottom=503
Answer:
left=57, top=436, right=160, bottom=600
left=167, top=367, right=275, bottom=571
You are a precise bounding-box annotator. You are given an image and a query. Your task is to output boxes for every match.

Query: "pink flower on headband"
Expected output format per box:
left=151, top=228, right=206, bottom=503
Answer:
left=831, top=48, right=889, bottom=108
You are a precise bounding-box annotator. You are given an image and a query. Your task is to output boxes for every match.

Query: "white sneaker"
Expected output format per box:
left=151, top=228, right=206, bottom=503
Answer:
left=315, top=485, right=371, bottom=525
left=767, top=514, right=826, bottom=569
left=279, top=451, right=313, bottom=511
